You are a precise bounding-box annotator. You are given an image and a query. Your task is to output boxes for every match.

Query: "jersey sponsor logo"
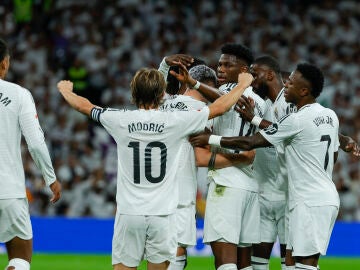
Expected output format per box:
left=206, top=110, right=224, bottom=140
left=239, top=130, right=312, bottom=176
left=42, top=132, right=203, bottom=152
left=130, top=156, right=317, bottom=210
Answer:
left=128, top=122, right=165, bottom=134
left=264, top=123, right=278, bottom=135
left=0, top=92, right=11, bottom=106
left=313, top=115, right=334, bottom=127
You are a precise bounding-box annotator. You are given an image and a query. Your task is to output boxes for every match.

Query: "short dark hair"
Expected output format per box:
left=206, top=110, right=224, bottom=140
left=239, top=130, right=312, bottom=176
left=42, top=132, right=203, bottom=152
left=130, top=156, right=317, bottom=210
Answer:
left=166, top=57, right=206, bottom=95
left=221, top=43, right=254, bottom=66
left=296, top=63, right=324, bottom=98
left=254, top=55, right=281, bottom=74
left=130, top=68, right=166, bottom=108
left=0, top=38, right=10, bottom=61
left=189, top=64, right=217, bottom=86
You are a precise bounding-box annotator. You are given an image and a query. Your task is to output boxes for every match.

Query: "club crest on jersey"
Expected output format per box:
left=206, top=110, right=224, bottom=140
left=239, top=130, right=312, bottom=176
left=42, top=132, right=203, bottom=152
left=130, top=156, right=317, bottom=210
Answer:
left=264, top=123, right=278, bottom=135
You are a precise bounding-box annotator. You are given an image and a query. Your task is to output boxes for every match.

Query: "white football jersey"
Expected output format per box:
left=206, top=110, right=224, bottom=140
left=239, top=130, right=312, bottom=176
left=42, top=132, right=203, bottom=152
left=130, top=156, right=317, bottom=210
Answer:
left=160, top=95, right=207, bottom=207
left=272, top=88, right=298, bottom=194
left=260, top=103, right=340, bottom=210
left=0, top=79, right=56, bottom=199
left=253, top=89, right=297, bottom=200
left=211, top=83, right=266, bottom=190
left=91, top=106, right=209, bottom=215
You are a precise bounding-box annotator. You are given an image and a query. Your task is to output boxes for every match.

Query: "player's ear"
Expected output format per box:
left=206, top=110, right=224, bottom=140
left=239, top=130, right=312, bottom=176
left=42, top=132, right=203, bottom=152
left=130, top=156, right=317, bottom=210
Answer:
left=267, top=70, right=274, bottom=81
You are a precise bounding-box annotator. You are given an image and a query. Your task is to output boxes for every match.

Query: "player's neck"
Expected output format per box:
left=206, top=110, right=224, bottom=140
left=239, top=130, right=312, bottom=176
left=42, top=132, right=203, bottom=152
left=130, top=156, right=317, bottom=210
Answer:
left=269, top=81, right=284, bottom=102
left=296, top=99, right=316, bottom=110
left=139, top=104, right=159, bottom=110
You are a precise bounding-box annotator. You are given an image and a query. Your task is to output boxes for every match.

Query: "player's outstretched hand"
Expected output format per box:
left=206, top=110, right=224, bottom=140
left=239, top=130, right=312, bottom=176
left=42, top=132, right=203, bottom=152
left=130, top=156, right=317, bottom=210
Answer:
left=49, top=180, right=62, bottom=203
left=189, top=131, right=211, bottom=147
left=169, top=61, right=195, bottom=86
left=165, top=54, right=194, bottom=67
left=234, top=95, right=255, bottom=121
left=344, top=138, right=360, bottom=157
left=57, top=80, right=74, bottom=94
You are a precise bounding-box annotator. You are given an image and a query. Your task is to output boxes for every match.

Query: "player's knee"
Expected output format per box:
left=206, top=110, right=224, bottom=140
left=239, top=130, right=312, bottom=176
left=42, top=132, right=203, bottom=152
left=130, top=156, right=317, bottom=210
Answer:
left=6, top=258, right=30, bottom=270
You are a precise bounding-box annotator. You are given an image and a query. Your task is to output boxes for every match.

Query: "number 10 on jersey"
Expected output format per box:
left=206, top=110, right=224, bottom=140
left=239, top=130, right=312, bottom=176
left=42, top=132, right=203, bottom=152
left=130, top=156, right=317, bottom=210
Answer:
left=128, top=141, right=167, bottom=184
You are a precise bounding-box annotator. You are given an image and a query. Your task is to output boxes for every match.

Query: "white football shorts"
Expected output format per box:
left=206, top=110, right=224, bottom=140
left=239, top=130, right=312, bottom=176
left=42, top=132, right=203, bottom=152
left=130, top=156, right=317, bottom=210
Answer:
left=203, top=180, right=260, bottom=246
left=288, top=202, right=338, bottom=257
left=176, top=205, right=196, bottom=247
left=258, top=195, right=286, bottom=244
left=0, top=198, right=32, bottom=243
left=112, top=213, right=177, bottom=267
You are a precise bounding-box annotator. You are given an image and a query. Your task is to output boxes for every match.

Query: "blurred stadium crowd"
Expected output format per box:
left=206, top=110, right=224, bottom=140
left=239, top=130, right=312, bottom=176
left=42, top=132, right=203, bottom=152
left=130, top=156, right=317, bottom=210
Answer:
left=0, top=0, right=359, bottom=220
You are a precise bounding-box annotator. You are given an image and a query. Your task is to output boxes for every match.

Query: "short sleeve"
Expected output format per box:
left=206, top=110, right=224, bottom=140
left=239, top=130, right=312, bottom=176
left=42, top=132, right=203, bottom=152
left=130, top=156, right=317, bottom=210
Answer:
left=260, top=113, right=300, bottom=147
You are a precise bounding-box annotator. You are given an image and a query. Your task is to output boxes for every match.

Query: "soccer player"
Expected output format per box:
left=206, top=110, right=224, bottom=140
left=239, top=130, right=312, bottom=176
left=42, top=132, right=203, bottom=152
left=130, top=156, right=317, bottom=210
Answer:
left=57, top=66, right=253, bottom=270
left=160, top=62, right=255, bottom=270
left=190, top=63, right=340, bottom=270
left=172, top=43, right=266, bottom=270
left=237, top=55, right=291, bottom=270
left=238, top=56, right=360, bottom=270
left=0, top=38, right=61, bottom=270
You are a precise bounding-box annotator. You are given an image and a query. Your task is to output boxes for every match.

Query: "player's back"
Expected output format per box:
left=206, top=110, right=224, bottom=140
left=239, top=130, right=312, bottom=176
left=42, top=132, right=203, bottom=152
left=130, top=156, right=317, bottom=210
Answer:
left=0, top=79, right=28, bottom=198
left=285, top=103, right=340, bottom=209
left=97, top=107, right=209, bottom=215
left=161, top=95, right=207, bottom=207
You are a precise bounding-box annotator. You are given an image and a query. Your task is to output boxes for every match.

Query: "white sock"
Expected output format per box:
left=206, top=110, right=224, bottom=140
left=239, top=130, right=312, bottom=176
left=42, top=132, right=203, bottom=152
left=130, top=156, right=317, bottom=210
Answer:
left=281, top=257, right=286, bottom=270
left=240, top=266, right=253, bottom=270
left=217, top=263, right=238, bottom=270
left=251, top=256, right=269, bottom=270
left=286, top=266, right=295, bottom=270
left=295, top=263, right=317, bottom=270
left=6, top=258, right=30, bottom=270
left=168, top=255, right=187, bottom=270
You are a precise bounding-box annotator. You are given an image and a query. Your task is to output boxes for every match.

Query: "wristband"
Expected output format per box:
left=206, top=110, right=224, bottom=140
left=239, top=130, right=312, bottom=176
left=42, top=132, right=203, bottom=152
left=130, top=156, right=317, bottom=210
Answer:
left=251, top=115, right=263, bottom=127
left=208, top=151, right=217, bottom=170
left=208, top=135, right=222, bottom=147
left=192, top=80, right=201, bottom=90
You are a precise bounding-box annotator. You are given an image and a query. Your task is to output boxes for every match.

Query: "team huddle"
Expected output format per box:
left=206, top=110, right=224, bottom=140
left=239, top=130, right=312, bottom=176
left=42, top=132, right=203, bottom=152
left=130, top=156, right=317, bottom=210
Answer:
left=1, top=36, right=360, bottom=270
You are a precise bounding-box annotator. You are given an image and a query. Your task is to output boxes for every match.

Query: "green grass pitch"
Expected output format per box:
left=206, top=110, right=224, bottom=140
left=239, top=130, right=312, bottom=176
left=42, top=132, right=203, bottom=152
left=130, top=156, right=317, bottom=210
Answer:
left=1, top=254, right=360, bottom=269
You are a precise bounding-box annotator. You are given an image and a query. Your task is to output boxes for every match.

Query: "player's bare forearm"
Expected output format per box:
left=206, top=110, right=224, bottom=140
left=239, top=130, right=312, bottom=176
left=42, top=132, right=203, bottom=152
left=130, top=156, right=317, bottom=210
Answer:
left=217, top=150, right=256, bottom=168
left=194, top=146, right=254, bottom=169
left=196, top=83, right=222, bottom=103
left=220, top=133, right=271, bottom=151
left=57, top=80, right=96, bottom=116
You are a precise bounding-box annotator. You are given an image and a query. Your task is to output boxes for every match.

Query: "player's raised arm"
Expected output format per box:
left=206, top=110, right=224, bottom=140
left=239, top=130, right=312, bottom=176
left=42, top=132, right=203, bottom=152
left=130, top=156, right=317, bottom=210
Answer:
left=207, top=72, right=253, bottom=119
left=170, top=62, right=222, bottom=102
left=57, top=80, right=100, bottom=116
